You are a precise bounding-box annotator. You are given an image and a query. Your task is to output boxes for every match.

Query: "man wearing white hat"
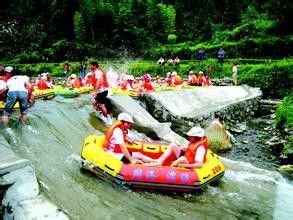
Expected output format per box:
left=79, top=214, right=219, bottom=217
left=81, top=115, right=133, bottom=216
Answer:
left=154, top=126, right=208, bottom=168
left=4, top=66, right=14, bottom=81
left=103, top=112, right=156, bottom=164
left=2, top=70, right=33, bottom=125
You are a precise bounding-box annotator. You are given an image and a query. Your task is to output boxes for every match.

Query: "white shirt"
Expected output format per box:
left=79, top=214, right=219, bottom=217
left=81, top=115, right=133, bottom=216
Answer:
left=7, top=75, right=29, bottom=92
left=107, top=127, right=125, bottom=160
left=194, top=146, right=206, bottom=163
left=232, top=66, right=238, bottom=74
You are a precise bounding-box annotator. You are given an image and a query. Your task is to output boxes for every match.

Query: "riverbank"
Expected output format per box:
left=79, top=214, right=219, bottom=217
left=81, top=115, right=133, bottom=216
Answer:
left=0, top=137, right=68, bottom=219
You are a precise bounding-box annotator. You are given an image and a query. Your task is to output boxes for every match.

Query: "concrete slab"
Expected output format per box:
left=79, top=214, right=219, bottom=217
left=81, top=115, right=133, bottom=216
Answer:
left=0, top=145, right=30, bottom=175
left=150, top=85, right=261, bottom=117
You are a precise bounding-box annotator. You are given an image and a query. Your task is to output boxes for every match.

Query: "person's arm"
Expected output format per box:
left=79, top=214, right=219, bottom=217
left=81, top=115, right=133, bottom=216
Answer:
left=178, top=146, right=206, bottom=168
left=94, top=70, right=102, bottom=91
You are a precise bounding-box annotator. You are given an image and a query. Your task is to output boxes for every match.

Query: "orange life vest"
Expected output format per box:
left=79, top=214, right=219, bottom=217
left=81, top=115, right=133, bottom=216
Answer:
left=103, top=120, right=127, bottom=153
left=184, top=136, right=208, bottom=164
left=71, top=78, right=81, bottom=89
left=188, top=75, right=198, bottom=85
left=198, top=75, right=206, bottom=84
left=95, top=67, right=109, bottom=90
left=37, top=79, right=49, bottom=90
left=173, top=75, right=183, bottom=85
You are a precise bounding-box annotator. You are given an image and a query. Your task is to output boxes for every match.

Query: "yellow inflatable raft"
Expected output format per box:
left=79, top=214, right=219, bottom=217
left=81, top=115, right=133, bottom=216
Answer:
left=81, top=135, right=225, bottom=192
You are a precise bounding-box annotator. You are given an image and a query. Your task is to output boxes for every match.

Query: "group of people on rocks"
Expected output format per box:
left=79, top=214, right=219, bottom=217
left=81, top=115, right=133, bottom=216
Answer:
left=158, top=56, right=180, bottom=66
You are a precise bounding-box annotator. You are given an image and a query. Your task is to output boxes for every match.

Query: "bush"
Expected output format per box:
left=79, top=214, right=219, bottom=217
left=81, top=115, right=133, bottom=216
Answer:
left=238, top=59, right=293, bottom=98
left=275, top=96, right=293, bottom=129
left=167, top=34, right=177, bottom=44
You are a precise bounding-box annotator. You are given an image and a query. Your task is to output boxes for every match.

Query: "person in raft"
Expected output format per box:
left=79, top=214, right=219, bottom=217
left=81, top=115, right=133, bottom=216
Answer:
left=103, top=112, right=157, bottom=164
left=153, top=126, right=208, bottom=168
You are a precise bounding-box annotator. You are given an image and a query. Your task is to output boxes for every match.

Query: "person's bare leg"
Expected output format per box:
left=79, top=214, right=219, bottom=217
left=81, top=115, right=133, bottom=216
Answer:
left=170, top=156, right=189, bottom=167
left=132, top=152, right=156, bottom=163
left=21, top=114, right=28, bottom=124
left=99, top=104, right=108, bottom=117
left=2, top=115, right=9, bottom=126
left=154, top=143, right=181, bottom=165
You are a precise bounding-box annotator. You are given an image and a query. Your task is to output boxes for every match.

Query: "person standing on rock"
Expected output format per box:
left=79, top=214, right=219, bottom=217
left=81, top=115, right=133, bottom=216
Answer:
left=90, top=61, right=112, bottom=124
left=232, top=63, right=238, bottom=86
left=2, top=70, right=34, bottom=125
left=153, top=126, right=208, bottom=168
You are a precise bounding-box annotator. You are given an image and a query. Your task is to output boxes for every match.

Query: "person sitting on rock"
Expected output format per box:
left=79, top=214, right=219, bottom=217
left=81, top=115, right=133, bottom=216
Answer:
left=174, top=56, right=180, bottom=65
left=157, top=57, right=165, bottom=66
left=103, top=113, right=156, bottom=164
left=198, top=71, right=206, bottom=86
left=188, top=71, right=199, bottom=86
left=171, top=72, right=183, bottom=86
left=167, top=58, right=174, bottom=66
left=153, top=126, right=208, bottom=168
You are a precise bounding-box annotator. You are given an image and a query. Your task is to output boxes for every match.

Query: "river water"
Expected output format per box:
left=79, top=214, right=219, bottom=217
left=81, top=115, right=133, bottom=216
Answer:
left=1, top=95, right=292, bottom=219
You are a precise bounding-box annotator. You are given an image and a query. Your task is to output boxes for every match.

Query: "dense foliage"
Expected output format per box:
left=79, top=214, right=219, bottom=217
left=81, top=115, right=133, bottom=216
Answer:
left=238, top=60, right=293, bottom=98
left=275, top=96, right=293, bottom=159
left=0, top=0, right=291, bottom=62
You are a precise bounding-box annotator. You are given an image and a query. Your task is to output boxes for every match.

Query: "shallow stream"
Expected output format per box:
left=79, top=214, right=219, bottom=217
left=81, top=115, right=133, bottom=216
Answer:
left=0, top=95, right=292, bottom=219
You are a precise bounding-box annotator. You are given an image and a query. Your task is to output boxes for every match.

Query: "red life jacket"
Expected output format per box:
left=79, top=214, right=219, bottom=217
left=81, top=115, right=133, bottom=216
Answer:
left=121, top=81, right=128, bottom=90
left=184, top=136, right=208, bottom=164
left=166, top=77, right=172, bottom=86
left=143, top=80, right=154, bottom=91
left=71, top=78, right=81, bottom=89
left=95, top=67, right=109, bottom=90
left=103, top=120, right=127, bottom=153
left=198, top=75, right=206, bottom=84
left=37, top=80, right=49, bottom=90
left=173, top=75, right=183, bottom=85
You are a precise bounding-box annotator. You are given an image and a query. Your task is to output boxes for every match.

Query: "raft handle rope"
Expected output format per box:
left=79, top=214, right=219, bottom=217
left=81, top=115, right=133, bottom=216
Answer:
left=104, top=164, right=114, bottom=172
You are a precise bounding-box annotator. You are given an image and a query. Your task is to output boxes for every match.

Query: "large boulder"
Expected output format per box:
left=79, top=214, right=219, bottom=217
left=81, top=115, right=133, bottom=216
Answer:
left=205, top=120, right=232, bottom=152
left=278, top=165, right=293, bottom=179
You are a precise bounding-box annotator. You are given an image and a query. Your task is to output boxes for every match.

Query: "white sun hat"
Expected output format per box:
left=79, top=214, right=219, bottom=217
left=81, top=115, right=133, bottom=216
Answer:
left=186, top=126, right=205, bottom=137
left=118, top=112, right=134, bottom=123
left=4, top=66, right=13, bottom=73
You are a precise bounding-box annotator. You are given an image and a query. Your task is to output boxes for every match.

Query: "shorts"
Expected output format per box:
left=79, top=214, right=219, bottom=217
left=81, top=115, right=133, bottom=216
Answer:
left=121, top=152, right=132, bottom=164
left=95, top=90, right=108, bottom=104
left=4, top=91, right=29, bottom=116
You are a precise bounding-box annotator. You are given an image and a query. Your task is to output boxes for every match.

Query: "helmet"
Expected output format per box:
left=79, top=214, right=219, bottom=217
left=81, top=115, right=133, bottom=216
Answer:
left=70, top=74, right=77, bottom=78
left=118, top=112, right=134, bottom=123
left=186, top=126, right=205, bottom=137
left=199, top=71, right=204, bottom=75
left=4, top=66, right=13, bottom=73
left=126, top=75, right=134, bottom=81
left=189, top=70, right=194, bottom=74
left=0, top=80, right=7, bottom=91
left=171, top=71, right=177, bottom=76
